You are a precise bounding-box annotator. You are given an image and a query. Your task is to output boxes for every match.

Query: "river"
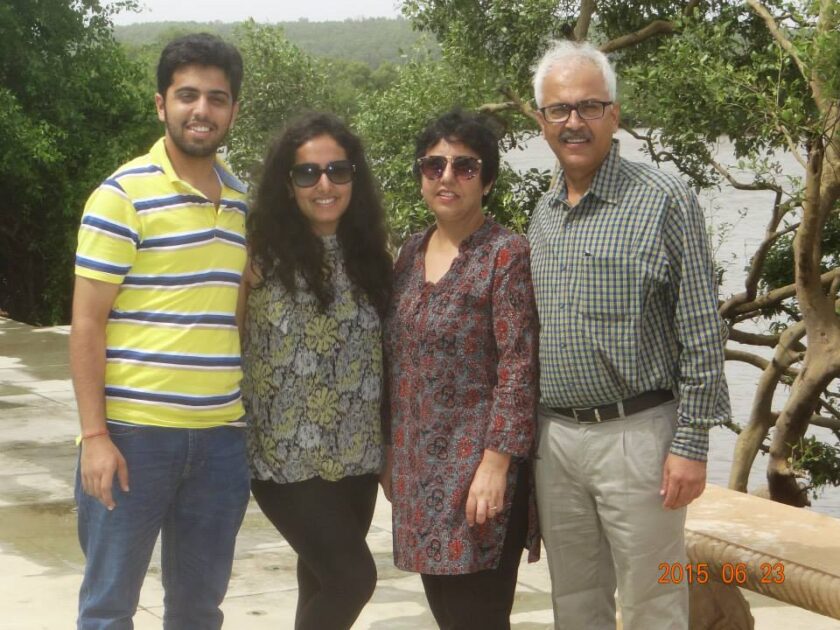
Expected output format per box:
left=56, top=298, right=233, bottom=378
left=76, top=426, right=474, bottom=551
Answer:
left=505, top=130, right=840, bottom=518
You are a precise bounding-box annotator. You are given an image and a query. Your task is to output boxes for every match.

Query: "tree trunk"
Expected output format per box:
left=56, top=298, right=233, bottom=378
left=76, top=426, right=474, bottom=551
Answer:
left=768, top=349, right=839, bottom=505
left=730, top=323, right=805, bottom=492
left=767, top=125, right=840, bottom=503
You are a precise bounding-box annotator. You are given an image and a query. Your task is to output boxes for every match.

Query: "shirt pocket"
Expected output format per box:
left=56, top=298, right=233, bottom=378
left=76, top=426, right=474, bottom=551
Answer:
left=571, top=254, right=639, bottom=320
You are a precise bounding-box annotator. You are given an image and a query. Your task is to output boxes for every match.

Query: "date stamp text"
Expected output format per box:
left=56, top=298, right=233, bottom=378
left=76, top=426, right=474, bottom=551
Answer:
left=657, top=562, right=786, bottom=585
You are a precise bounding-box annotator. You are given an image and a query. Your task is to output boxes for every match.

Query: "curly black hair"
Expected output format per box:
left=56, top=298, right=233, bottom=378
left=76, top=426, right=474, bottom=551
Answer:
left=247, top=112, right=392, bottom=316
left=413, top=108, right=500, bottom=205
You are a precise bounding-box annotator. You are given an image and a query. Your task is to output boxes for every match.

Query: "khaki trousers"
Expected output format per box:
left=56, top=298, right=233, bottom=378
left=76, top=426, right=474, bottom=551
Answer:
left=535, top=401, right=688, bottom=630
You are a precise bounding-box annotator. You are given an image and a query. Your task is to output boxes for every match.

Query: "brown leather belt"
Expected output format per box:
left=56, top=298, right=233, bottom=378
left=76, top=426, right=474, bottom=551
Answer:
left=549, top=389, right=674, bottom=424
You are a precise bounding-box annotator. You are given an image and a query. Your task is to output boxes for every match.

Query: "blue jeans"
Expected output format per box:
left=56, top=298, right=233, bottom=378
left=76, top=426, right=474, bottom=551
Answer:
left=75, top=423, right=250, bottom=630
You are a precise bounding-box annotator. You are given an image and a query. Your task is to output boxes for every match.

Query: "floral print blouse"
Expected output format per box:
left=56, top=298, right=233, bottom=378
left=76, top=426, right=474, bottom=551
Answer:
left=243, top=235, right=383, bottom=484
left=384, top=218, right=539, bottom=575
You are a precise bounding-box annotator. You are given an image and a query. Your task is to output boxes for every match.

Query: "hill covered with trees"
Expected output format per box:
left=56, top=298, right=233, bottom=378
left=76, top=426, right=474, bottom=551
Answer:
left=114, top=17, right=436, bottom=68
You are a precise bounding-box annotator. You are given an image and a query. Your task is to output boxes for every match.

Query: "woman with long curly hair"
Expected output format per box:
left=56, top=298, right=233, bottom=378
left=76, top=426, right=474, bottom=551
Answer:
left=240, top=112, right=392, bottom=630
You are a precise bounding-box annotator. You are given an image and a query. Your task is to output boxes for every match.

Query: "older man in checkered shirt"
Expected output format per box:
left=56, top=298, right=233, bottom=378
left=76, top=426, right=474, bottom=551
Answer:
left=528, top=40, right=731, bottom=630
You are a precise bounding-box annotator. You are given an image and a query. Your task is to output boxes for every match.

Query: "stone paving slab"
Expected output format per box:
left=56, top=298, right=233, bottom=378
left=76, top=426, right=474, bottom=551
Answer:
left=1, top=317, right=838, bottom=629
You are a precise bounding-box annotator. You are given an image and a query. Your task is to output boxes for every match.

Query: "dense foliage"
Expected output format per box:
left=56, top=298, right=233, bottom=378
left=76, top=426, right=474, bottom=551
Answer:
left=0, top=0, right=158, bottom=324
left=226, top=21, right=336, bottom=179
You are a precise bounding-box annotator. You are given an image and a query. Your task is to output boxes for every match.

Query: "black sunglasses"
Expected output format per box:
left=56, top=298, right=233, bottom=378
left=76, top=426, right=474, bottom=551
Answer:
left=416, top=155, right=482, bottom=181
left=289, top=160, right=355, bottom=188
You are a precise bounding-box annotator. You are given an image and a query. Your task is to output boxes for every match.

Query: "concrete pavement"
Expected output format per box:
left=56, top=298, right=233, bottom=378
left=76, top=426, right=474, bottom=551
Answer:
left=0, top=317, right=837, bottom=629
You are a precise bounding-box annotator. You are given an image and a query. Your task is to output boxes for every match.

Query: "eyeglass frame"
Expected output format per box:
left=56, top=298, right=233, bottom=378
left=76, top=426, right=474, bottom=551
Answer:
left=288, top=160, right=356, bottom=188
left=414, top=155, right=483, bottom=181
left=537, top=100, right=614, bottom=124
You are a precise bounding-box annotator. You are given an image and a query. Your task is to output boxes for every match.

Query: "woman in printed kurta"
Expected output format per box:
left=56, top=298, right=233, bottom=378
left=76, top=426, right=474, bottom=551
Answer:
left=240, top=112, right=392, bottom=630
left=383, top=110, right=539, bottom=630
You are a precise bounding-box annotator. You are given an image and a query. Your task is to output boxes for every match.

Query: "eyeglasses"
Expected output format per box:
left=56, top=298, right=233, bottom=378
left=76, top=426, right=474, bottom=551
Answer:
left=416, top=155, right=482, bottom=181
left=538, top=100, right=613, bottom=124
left=289, top=160, right=355, bottom=188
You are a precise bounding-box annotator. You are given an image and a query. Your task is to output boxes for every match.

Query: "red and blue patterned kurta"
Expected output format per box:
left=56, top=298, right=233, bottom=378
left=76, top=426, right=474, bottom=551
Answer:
left=384, top=218, right=540, bottom=575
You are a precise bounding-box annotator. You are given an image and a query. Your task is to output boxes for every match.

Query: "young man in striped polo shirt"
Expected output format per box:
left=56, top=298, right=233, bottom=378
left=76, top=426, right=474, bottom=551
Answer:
left=528, top=41, right=730, bottom=629
left=70, top=33, right=249, bottom=629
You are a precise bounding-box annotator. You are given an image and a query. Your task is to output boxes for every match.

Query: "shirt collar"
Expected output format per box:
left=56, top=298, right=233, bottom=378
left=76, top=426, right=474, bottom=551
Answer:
left=420, top=215, right=495, bottom=253
left=548, top=138, right=622, bottom=207
left=148, top=137, right=247, bottom=195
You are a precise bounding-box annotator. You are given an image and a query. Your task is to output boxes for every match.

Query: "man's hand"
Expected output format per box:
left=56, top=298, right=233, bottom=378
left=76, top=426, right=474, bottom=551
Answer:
left=379, top=446, right=393, bottom=503
left=80, top=435, right=129, bottom=510
left=466, top=450, right=510, bottom=526
left=660, top=453, right=706, bottom=509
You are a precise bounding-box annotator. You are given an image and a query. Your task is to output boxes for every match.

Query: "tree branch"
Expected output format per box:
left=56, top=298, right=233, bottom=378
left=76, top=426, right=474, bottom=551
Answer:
left=725, top=348, right=802, bottom=377
left=831, top=271, right=840, bottom=298
left=729, top=267, right=840, bottom=316
left=722, top=421, right=772, bottom=454
left=809, top=414, right=840, bottom=431
left=683, top=0, right=703, bottom=17
left=734, top=219, right=800, bottom=307
left=600, top=20, right=677, bottom=54
left=502, top=85, right=539, bottom=123
left=479, top=101, right=518, bottom=114
left=775, top=123, right=808, bottom=169
left=729, top=320, right=807, bottom=493
left=746, top=0, right=809, bottom=85
left=725, top=348, right=770, bottom=371
left=709, top=158, right=782, bottom=192
left=814, top=1, right=839, bottom=112
left=727, top=327, right=781, bottom=349
left=478, top=86, right=540, bottom=125
left=766, top=411, right=840, bottom=431
left=620, top=124, right=675, bottom=164
left=795, top=139, right=838, bottom=325
left=818, top=396, right=840, bottom=420
left=574, top=0, right=597, bottom=41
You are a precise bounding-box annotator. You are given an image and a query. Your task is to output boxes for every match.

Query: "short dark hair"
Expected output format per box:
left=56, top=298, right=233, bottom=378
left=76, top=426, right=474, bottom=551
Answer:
left=156, top=33, right=244, bottom=102
left=413, top=108, right=500, bottom=204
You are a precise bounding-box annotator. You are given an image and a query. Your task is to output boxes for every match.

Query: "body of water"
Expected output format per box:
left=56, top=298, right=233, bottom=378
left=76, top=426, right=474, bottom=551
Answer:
left=505, top=130, right=840, bottom=518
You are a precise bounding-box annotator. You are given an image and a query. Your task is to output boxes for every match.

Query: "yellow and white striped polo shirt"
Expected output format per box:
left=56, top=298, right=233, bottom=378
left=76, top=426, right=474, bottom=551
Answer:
left=75, top=137, right=248, bottom=428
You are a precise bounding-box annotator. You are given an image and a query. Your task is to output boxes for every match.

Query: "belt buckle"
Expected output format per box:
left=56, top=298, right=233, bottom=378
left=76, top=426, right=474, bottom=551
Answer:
left=573, top=407, right=601, bottom=423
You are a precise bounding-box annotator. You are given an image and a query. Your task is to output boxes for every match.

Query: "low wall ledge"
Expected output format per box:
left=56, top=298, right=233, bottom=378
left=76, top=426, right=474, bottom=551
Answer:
left=686, top=484, right=840, bottom=620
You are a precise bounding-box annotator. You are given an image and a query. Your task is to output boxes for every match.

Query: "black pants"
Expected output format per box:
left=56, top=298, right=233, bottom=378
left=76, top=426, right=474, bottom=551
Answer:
left=250, top=474, right=378, bottom=630
left=421, top=464, right=530, bottom=630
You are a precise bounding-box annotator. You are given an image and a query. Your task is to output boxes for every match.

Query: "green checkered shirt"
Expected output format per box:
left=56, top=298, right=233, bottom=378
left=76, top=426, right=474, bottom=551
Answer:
left=528, top=141, right=730, bottom=461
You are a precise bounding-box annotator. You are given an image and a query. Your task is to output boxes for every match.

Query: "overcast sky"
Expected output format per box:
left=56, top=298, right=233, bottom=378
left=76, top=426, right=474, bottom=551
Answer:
left=111, top=0, right=403, bottom=25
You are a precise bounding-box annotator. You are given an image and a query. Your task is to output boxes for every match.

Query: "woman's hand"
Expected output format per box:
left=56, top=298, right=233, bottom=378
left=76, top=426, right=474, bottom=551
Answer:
left=379, top=446, right=394, bottom=502
left=465, top=449, right=510, bottom=526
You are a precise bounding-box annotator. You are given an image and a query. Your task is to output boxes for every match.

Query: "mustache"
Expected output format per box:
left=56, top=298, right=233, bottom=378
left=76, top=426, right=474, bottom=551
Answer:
left=558, top=129, right=591, bottom=142
left=186, top=117, right=215, bottom=127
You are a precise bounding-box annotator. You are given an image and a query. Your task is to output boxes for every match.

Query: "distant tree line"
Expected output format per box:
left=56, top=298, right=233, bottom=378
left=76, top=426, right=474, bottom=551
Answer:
left=114, top=17, right=437, bottom=68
